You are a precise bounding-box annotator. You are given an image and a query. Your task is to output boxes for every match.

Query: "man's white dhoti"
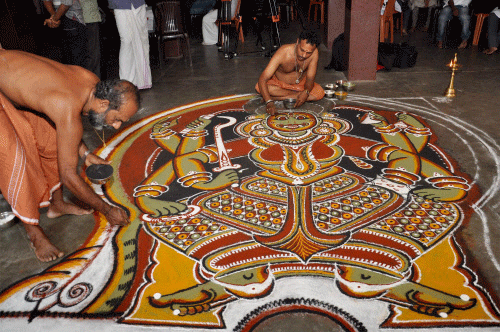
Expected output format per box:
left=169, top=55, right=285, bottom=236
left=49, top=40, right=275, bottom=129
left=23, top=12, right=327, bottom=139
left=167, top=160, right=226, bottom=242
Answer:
left=114, top=4, right=152, bottom=89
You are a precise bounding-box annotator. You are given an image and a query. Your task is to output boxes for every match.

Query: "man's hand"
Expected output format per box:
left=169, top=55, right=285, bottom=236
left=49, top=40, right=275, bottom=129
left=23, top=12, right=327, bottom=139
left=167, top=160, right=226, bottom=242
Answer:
left=266, top=101, right=277, bottom=115
left=295, top=90, right=308, bottom=108
left=104, top=205, right=131, bottom=226
left=85, top=152, right=111, bottom=167
left=44, top=17, right=60, bottom=28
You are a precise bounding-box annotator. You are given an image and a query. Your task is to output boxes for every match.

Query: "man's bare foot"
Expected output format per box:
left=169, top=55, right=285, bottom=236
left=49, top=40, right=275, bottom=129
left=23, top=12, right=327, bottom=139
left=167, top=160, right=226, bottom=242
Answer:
left=47, top=200, right=93, bottom=219
left=24, top=224, right=64, bottom=262
left=437, top=41, right=443, bottom=49
left=458, top=40, right=467, bottom=49
left=484, top=47, right=497, bottom=55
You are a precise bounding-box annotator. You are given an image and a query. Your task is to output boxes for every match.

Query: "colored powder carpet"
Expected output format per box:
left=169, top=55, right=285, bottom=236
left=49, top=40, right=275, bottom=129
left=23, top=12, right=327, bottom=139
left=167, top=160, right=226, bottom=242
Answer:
left=0, top=95, right=499, bottom=331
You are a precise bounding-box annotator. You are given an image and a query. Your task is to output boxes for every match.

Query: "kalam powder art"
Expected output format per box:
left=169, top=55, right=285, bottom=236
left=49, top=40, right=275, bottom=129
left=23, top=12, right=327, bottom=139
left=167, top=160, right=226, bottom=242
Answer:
left=0, top=94, right=498, bottom=332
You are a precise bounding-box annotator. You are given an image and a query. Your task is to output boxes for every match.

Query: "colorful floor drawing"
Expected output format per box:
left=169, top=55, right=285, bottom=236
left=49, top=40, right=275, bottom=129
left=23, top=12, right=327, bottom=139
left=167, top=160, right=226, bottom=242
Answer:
left=1, top=94, right=499, bottom=331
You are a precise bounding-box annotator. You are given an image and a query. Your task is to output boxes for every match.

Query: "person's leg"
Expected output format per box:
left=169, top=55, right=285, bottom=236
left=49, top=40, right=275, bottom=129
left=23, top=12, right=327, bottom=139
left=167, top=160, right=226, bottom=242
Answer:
left=437, top=6, right=452, bottom=47
left=134, top=4, right=152, bottom=89
left=423, top=5, right=435, bottom=30
left=485, top=13, right=500, bottom=54
left=46, top=188, right=93, bottom=218
left=23, top=222, right=64, bottom=262
left=410, top=7, right=419, bottom=31
left=61, top=17, right=88, bottom=67
left=457, top=5, right=470, bottom=48
left=85, top=22, right=101, bottom=78
left=0, top=107, right=64, bottom=263
left=403, top=8, right=412, bottom=33
left=202, top=10, right=218, bottom=45
left=114, top=9, right=135, bottom=84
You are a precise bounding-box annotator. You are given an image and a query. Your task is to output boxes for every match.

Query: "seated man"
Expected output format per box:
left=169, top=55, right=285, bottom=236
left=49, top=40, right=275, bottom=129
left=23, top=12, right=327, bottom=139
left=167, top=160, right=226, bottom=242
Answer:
left=436, top=0, right=472, bottom=49
left=0, top=48, right=140, bottom=262
left=484, top=7, right=500, bottom=55
left=409, top=0, right=438, bottom=33
left=255, top=29, right=325, bottom=115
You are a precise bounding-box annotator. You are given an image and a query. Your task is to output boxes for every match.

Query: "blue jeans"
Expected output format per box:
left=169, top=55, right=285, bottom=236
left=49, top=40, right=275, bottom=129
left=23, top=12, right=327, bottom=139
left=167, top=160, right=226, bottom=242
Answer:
left=437, top=5, right=470, bottom=42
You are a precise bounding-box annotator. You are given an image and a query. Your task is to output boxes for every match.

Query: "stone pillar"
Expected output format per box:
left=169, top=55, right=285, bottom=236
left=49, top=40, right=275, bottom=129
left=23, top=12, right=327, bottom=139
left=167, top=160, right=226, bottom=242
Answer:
left=326, top=0, right=345, bottom=49
left=343, top=0, right=380, bottom=80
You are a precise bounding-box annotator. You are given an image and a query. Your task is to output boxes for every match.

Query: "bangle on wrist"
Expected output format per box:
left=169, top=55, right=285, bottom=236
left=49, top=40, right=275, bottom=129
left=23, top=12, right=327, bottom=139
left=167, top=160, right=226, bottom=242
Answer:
left=304, top=89, right=310, bottom=96
left=265, top=99, right=274, bottom=105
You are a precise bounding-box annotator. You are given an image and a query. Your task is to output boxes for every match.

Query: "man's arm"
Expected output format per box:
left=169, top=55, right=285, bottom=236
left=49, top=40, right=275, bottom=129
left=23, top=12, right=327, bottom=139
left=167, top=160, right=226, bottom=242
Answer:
left=56, top=108, right=130, bottom=226
left=43, top=1, right=60, bottom=28
left=43, top=1, right=71, bottom=28
left=295, top=49, right=319, bottom=107
left=257, top=49, right=284, bottom=115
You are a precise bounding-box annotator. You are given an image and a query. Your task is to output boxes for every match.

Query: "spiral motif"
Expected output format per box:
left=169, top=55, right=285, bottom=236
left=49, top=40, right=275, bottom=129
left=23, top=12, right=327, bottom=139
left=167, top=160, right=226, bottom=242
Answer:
left=25, top=281, right=59, bottom=302
left=59, top=282, right=93, bottom=307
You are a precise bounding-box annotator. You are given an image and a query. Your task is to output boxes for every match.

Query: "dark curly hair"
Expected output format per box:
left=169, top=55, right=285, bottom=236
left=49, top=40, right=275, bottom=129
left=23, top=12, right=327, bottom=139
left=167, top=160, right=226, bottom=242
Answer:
left=299, top=29, right=321, bottom=47
left=94, top=79, right=141, bottom=110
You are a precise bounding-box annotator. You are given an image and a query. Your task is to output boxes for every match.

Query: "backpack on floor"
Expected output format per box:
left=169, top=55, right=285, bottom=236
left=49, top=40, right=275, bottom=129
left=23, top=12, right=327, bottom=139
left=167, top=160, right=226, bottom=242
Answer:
left=325, top=33, right=347, bottom=71
left=393, top=42, right=418, bottom=68
left=378, top=42, right=418, bottom=70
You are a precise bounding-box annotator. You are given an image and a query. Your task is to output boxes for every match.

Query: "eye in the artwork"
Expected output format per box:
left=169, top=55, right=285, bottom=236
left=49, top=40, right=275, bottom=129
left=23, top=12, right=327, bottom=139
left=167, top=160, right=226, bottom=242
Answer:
left=243, top=273, right=254, bottom=280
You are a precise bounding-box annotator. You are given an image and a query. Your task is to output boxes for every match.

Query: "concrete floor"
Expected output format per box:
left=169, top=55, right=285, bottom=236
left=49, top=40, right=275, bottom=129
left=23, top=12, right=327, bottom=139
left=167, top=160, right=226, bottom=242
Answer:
left=1, top=18, right=500, bottom=331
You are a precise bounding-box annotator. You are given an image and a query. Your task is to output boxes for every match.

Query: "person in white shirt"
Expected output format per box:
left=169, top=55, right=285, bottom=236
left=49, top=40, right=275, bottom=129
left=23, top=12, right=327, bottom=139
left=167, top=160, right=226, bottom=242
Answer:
left=484, top=7, right=500, bottom=54
left=436, top=0, right=472, bottom=49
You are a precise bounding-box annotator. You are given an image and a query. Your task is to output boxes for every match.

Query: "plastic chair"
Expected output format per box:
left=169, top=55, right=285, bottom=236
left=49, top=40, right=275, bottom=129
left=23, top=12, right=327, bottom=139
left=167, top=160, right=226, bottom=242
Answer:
left=155, top=1, right=192, bottom=67
left=472, top=13, right=488, bottom=46
left=308, top=0, right=324, bottom=24
left=380, top=0, right=397, bottom=43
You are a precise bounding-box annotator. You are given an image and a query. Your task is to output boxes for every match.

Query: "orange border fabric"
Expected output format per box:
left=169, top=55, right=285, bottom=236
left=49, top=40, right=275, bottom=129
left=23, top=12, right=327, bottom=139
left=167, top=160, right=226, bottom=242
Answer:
left=0, top=92, right=60, bottom=224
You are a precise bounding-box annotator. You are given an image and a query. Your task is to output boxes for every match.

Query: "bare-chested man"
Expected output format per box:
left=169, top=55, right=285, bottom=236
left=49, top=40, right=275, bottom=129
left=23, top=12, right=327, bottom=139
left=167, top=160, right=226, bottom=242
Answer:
left=0, top=49, right=140, bottom=262
left=256, top=29, right=325, bottom=115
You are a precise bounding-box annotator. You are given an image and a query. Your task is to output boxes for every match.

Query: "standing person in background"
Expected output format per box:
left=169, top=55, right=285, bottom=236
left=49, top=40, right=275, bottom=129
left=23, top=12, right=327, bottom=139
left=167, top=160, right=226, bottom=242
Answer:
left=202, top=0, right=239, bottom=46
left=82, top=0, right=102, bottom=78
left=108, top=0, right=152, bottom=89
left=43, top=0, right=88, bottom=67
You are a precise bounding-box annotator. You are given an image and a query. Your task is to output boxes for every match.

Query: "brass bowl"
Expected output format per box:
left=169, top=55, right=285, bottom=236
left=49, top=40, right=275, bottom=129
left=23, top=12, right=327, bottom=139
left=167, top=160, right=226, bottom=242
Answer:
left=0, top=211, right=16, bottom=229
left=324, top=83, right=336, bottom=90
left=324, top=89, right=335, bottom=98
left=343, top=81, right=356, bottom=91
left=283, top=98, right=296, bottom=109
left=86, top=164, right=114, bottom=185
left=336, top=80, right=347, bottom=90
left=335, top=91, right=348, bottom=100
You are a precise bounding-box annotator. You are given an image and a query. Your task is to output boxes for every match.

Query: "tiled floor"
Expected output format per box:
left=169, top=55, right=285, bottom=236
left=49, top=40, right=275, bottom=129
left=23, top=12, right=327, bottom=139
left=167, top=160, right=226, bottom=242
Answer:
left=1, top=15, right=500, bottom=331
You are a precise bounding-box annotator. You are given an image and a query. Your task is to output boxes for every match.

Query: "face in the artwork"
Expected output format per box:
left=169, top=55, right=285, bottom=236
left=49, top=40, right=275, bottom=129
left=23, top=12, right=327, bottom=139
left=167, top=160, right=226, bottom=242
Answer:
left=266, top=112, right=318, bottom=136
left=295, top=39, right=317, bottom=62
